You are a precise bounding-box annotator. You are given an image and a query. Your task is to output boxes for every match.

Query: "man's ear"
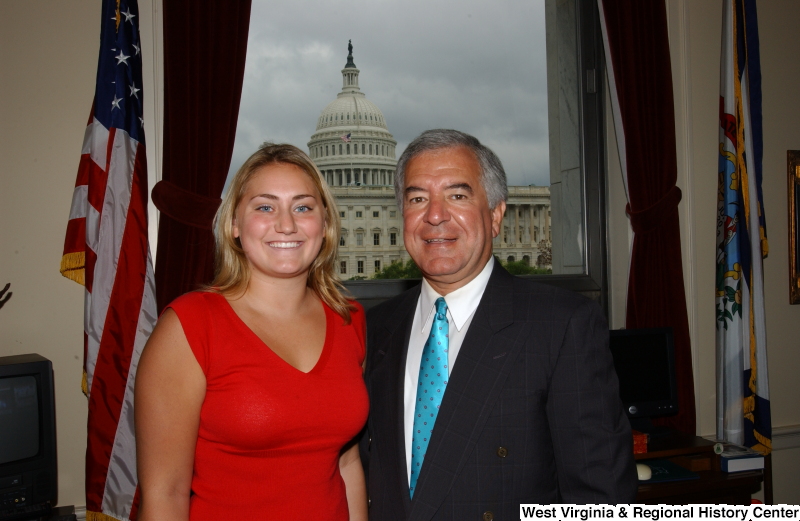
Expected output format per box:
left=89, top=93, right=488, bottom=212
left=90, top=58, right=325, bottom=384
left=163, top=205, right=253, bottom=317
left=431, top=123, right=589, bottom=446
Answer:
left=490, top=200, right=506, bottom=238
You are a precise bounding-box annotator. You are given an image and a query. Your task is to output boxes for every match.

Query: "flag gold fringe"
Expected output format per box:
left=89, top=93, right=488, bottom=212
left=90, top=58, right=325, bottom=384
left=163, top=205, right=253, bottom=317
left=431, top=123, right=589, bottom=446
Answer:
left=82, top=370, right=89, bottom=397
left=87, top=511, right=123, bottom=521
left=60, top=252, right=86, bottom=286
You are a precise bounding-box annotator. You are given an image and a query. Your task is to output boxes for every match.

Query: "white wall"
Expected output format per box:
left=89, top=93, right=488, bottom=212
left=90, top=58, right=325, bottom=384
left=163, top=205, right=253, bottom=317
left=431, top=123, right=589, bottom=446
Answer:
left=2, top=0, right=799, bottom=508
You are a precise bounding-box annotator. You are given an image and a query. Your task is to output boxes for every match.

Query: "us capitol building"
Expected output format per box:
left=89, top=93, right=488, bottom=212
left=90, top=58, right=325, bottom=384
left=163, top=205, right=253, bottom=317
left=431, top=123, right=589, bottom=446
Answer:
left=308, top=43, right=551, bottom=278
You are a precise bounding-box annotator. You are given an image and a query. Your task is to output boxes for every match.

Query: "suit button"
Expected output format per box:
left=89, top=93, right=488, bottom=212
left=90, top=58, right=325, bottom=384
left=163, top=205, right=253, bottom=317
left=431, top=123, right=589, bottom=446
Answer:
left=483, top=511, right=494, bottom=521
left=497, top=446, right=508, bottom=458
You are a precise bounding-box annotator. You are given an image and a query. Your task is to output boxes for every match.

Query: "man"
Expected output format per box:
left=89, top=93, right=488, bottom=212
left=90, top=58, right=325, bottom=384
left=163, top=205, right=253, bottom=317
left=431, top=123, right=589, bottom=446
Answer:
left=363, top=129, right=637, bottom=520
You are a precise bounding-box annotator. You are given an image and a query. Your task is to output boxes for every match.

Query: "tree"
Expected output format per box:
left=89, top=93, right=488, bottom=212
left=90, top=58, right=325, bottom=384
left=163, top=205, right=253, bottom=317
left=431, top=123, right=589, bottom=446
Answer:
left=536, top=240, right=552, bottom=269
left=503, top=260, right=552, bottom=275
left=372, top=258, right=422, bottom=279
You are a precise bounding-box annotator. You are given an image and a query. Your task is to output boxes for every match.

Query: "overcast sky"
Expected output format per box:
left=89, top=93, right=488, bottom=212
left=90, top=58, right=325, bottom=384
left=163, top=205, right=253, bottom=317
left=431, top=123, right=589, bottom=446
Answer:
left=228, top=0, right=550, bottom=187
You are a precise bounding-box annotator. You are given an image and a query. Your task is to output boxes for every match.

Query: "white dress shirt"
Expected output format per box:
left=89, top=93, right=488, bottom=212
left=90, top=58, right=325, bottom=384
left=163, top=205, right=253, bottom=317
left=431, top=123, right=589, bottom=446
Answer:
left=403, top=257, right=495, bottom=483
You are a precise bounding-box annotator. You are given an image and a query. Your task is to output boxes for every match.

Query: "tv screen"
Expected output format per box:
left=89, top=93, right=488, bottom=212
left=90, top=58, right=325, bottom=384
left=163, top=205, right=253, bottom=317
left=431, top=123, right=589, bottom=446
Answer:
left=0, top=376, right=40, bottom=464
left=0, top=354, right=58, bottom=512
left=609, top=328, right=678, bottom=421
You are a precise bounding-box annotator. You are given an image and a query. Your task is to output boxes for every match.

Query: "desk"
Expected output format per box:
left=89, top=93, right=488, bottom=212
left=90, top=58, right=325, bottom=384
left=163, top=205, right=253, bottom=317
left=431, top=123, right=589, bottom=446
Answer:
left=634, top=432, right=764, bottom=504
left=636, top=469, right=763, bottom=504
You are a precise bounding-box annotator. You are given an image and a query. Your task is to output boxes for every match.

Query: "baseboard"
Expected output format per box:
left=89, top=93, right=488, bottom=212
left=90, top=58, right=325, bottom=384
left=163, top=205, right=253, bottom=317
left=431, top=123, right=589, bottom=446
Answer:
left=74, top=506, right=86, bottom=521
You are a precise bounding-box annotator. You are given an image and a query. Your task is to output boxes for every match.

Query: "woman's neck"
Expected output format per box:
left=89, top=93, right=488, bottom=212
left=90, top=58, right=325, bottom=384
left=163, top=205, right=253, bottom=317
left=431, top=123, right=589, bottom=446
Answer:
left=231, top=271, right=317, bottom=318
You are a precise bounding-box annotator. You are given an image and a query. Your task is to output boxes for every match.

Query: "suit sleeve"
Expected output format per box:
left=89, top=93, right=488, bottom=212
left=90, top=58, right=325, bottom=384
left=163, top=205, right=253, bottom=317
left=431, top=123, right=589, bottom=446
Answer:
left=546, top=299, right=639, bottom=503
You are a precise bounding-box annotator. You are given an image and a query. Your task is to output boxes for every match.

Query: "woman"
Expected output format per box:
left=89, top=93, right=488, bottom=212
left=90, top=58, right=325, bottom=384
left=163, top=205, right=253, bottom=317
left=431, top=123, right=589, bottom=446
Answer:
left=135, top=144, right=368, bottom=520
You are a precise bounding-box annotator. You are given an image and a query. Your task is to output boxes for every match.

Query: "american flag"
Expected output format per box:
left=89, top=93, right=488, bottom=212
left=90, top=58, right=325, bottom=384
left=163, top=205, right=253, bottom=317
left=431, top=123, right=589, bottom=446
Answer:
left=341, top=132, right=352, bottom=142
left=60, top=0, right=157, bottom=519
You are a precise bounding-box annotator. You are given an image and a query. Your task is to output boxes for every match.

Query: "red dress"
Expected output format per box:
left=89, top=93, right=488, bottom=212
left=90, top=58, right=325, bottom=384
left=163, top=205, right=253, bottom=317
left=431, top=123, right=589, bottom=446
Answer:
left=167, top=291, right=369, bottom=520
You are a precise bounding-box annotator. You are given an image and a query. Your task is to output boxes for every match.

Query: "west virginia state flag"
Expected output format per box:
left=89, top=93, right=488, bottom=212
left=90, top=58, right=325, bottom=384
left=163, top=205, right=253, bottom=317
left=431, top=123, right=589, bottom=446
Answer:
left=715, top=0, right=771, bottom=455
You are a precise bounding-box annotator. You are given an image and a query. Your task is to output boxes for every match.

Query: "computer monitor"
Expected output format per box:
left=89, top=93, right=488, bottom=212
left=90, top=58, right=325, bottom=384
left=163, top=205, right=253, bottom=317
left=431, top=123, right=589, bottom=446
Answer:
left=0, top=354, right=58, bottom=512
left=609, top=328, right=678, bottom=433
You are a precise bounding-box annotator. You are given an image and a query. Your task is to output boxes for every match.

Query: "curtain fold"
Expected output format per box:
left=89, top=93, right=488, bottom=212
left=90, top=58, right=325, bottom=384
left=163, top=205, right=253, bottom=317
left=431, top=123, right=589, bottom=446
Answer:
left=154, top=0, right=252, bottom=312
left=599, top=0, right=696, bottom=434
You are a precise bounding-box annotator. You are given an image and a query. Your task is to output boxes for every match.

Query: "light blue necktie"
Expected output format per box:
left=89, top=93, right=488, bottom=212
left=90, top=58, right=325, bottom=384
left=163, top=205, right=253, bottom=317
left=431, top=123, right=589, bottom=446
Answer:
left=410, top=297, right=449, bottom=498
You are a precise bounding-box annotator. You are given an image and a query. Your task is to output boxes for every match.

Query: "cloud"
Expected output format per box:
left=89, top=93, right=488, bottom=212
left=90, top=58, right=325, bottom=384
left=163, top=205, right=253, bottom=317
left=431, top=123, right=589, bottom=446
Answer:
left=229, top=0, right=550, bottom=187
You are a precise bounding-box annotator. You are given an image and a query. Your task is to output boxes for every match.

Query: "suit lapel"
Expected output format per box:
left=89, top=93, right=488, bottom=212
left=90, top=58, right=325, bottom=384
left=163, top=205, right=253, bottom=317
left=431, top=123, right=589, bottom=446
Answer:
left=409, top=267, right=527, bottom=520
left=369, top=287, right=418, bottom=518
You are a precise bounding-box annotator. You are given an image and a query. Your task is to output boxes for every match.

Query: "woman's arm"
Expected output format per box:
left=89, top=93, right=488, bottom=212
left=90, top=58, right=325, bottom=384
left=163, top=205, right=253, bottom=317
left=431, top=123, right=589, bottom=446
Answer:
left=135, top=309, right=206, bottom=521
left=339, top=439, right=368, bottom=521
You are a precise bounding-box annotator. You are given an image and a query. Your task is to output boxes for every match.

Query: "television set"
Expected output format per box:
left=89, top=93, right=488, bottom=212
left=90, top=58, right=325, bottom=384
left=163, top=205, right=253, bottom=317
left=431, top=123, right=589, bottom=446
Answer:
left=0, top=354, right=58, bottom=514
left=609, top=328, right=678, bottom=435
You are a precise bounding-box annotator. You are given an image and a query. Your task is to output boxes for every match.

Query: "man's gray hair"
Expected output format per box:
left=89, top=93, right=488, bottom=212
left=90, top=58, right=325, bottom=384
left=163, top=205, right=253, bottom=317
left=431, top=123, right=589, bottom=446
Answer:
left=394, top=129, right=509, bottom=212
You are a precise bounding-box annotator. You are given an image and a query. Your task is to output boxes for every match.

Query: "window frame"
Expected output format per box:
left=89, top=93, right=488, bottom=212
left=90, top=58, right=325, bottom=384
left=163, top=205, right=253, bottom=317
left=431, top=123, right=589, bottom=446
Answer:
left=343, top=0, right=608, bottom=312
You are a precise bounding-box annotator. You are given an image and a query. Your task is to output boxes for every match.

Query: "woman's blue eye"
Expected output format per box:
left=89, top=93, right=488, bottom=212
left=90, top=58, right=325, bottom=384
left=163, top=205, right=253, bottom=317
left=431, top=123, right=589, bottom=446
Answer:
left=256, top=205, right=273, bottom=212
left=295, top=205, right=311, bottom=213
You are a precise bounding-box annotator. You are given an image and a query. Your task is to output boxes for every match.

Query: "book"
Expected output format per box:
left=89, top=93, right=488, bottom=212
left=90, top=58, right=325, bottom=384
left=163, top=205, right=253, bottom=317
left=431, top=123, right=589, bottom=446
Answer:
left=719, top=443, right=765, bottom=472
left=641, top=459, right=700, bottom=483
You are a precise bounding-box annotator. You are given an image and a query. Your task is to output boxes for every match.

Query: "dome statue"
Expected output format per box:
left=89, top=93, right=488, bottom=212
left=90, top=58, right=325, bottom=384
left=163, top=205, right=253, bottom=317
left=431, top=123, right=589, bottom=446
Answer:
left=308, top=42, right=397, bottom=188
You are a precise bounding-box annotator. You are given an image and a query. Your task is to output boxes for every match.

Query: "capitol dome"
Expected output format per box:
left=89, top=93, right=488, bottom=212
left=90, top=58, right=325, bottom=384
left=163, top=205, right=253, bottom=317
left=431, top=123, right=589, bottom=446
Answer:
left=308, top=41, right=397, bottom=188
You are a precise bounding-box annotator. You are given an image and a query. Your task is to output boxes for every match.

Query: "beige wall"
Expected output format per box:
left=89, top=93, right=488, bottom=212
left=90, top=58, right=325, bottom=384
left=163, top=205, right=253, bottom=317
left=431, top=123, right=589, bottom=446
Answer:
left=1, top=0, right=99, bottom=508
left=1, top=0, right=799, bottom=509
left=677, top=0, right=800, bottom=503
left=614, top=0, right=800, bottom=503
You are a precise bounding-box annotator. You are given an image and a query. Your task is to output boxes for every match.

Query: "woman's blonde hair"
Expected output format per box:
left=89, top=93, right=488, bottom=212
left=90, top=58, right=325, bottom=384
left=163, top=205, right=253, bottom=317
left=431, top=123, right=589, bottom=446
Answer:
left=209, top=142, right=355, bottom=322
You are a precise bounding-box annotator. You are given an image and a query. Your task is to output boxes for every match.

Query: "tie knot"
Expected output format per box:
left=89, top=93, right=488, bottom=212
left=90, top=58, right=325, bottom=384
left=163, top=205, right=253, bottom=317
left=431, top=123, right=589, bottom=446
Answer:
left=434, top=297, right=447, bottom=320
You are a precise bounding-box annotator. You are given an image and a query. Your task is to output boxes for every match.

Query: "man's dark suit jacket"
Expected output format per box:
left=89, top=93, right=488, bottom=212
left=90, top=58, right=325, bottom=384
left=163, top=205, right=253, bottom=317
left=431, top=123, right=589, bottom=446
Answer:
left=362, top=265, right=638, bottom=520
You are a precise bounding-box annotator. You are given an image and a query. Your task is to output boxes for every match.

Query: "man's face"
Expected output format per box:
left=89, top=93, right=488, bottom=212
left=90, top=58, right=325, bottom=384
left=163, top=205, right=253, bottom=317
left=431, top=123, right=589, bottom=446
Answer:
left=402, top=146, right=505, bottom=294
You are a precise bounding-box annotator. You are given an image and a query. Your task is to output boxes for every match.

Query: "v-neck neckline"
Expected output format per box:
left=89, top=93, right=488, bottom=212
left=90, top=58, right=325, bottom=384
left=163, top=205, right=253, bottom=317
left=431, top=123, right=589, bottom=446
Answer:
left=216, top=292, right=333, bottom=375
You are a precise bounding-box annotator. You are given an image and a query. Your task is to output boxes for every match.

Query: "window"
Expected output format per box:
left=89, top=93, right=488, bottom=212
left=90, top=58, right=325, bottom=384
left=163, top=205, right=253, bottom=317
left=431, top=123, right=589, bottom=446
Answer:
left=346, top=144, right=350, bottom=154
left=339, top=236, right=345, bottom=246
left=356, top=233, right=363, bottom=246
left=373, top=233, right=380, bottom=246
left=375, top=260, right=381, bottom=271
left=390, top=232, right=397, bottom=245
left=340, top=261, right=347, bottom=274
left=340, top=211, right=346, bottom=218
left=373, top=210, right=379, bottom=218
left=357, top=260, right=364, bottom=274
left=355, top=211, right=363, bottom=218
left=230, top=0, right=608, bottom=307
left=389, top=210, right=396, bottom=218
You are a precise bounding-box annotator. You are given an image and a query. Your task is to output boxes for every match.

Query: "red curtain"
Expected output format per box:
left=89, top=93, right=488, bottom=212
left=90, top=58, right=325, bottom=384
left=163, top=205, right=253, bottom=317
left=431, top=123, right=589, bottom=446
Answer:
left=153, top=0, right=252, bottom=312
left=600, top=0, right=696, bottom=434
